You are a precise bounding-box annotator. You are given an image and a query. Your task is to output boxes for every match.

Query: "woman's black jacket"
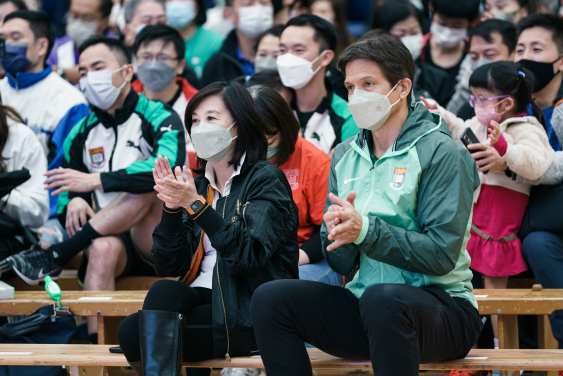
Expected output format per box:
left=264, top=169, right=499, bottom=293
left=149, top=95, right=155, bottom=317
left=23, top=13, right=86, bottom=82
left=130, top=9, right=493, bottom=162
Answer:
left=151, top=159, right=300, bottom=359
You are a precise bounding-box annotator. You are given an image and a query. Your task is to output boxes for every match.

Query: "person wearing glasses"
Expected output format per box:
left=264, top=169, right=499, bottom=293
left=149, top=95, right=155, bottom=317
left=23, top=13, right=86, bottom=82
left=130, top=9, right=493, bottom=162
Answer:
left=132, top=24, right=198, bottom=128
left=422, top=61, right=553, bottom=354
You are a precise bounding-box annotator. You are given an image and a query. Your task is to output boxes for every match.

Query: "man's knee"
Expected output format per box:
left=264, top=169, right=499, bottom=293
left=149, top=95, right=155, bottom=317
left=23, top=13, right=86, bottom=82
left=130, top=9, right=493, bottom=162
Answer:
left=522, top=231, right=562, bottom=269
left=85, top=237, right=122, bottom=271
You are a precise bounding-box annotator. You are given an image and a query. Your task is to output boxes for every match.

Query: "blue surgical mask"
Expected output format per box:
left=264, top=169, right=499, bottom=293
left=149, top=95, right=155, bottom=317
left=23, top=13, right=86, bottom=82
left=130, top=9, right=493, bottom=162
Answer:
left=166, top=0, right=196, bottom=29
left=1, top=43, right=36, bottom=78
left=267, top=146, right=280, bottom=158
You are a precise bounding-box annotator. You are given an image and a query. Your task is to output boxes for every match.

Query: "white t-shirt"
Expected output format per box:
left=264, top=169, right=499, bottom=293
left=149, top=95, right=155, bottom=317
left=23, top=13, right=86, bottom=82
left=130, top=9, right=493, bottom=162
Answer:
left=190, top=154, right=246, bottom=289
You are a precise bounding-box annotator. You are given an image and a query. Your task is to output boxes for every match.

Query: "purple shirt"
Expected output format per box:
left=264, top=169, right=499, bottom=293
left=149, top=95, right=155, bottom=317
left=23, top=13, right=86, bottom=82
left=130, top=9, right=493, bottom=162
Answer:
left=47, top=30, right=117, bottom=67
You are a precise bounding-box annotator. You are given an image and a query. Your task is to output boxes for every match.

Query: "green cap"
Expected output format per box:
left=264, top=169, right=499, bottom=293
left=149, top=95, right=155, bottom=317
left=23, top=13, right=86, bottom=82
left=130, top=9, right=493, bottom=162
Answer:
left=44, top=276, right=62, bottom=308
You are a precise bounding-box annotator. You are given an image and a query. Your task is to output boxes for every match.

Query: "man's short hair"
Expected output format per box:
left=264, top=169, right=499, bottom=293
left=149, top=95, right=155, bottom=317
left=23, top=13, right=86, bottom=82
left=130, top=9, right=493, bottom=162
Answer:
left=4, top=10, right=55, bottom=65
left=283, top=14, right=337, bottom=52
left=133, top=24, right=185, bottom=60
left=337, top=34, right=415, bottom=105
left=99, top=0, right=113, bottom=18
left=470, top=19, right=517, bottom=54
left=431, top=0, right=480, bottom=22
left=78, top=35, right=132, bottom=65
left=124, top=0, right=164, bottom=24
left=0, top=0, right=27, bottom=11
left=517, top=13, right=563, bottom=54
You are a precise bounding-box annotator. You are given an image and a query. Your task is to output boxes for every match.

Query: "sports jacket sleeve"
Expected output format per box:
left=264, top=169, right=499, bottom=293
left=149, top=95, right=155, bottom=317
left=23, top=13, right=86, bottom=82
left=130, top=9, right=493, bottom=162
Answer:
left=100, top=104, right=186, bottom=194
left=321, top=156, right=360, bottom=276
left=355, top=135, right=479, bottom=276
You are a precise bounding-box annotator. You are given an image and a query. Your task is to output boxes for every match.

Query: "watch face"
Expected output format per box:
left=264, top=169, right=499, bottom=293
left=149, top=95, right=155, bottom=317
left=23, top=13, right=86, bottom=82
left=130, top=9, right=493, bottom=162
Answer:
left=191, top=200, right=204, bottom=213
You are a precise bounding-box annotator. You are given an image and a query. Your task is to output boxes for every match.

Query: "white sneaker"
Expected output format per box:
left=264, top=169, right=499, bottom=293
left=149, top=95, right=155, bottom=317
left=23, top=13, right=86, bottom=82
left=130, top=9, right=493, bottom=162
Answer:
left=220, top=369, right=265, bottom=376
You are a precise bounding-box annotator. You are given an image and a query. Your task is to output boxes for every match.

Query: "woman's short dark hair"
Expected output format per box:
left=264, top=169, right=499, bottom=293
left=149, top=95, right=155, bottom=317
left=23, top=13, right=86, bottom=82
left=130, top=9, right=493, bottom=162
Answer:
left=247, top=85, right=299, bottom=166
left=371, top=0, right=422, bottom=33
left=254, top=24, right=284, bottom=52
left=338, top=34, right=415, bottom=105
left=184, top=82, right=268, bottom=174
left=194, top=0, right=207, bottom=25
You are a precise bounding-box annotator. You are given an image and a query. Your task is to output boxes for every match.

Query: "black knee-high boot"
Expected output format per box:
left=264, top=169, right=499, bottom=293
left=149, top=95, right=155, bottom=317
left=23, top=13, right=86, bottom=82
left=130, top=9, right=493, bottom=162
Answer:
left=139, top=310, right=184, bottom=376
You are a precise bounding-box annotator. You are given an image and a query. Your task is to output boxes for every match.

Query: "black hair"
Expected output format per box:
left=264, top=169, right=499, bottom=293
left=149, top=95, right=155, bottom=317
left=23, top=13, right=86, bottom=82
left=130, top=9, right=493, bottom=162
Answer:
left=338, top=34, right=415, bottom=105
left=517, top=13, right=563, bottom=54
left=284, top=14, right=337, bottom=52
left=470, top=19, right=517, bottom=54
left=247, top=85, right=299, bottom=166
left=245, top=70, right=287, bottom=93
left=254, top=24, right=283, bottom=53
left=371, top=0, right=422, bottom=33
left=469, top=61, right=545, bottom=127
left=4, top=10, right=55, bottom=67
left=431, top=0, right=480, bottom=22
left=133, top=24, right=185, bottom=60
left=78, top=35, right=132, bottom=64
left=99, top=0, right=113, bottom=18
left=0, top=92, right=25, bottom=174
left=184, top=81, right=268, bottom=174
left=0, top=0, right=27, bottom=11
left=194, top=0, right=207, bottom=25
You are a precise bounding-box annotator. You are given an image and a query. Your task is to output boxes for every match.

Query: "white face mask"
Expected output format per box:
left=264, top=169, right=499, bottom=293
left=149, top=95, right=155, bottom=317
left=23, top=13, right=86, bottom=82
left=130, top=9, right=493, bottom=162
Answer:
left=237, top=5, right=273, bottom=38
left=191, top=122, right=238, bottom=164
left=430, top=23, right=467, bottom=48
left=66, top=18, right=98, bottom=46
left=401, top=34, right=423, bottom=61
left=79, top=66, right=127, bottom=110
left=277, top=51, right=327, bottom=90
left=347, top=83, right=401, bottom=132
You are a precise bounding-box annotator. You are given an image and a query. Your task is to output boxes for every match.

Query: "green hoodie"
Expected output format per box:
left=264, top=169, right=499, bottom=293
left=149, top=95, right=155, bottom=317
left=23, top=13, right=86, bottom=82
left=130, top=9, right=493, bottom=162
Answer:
left=321, top=103, right=480, bottom=307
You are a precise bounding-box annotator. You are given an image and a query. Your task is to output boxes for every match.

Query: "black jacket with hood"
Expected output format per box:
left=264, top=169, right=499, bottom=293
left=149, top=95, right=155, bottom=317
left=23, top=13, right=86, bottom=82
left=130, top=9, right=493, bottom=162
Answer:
left=200, top=30, right=245, bottom=88
left=151, top=158, right=300, bottom=359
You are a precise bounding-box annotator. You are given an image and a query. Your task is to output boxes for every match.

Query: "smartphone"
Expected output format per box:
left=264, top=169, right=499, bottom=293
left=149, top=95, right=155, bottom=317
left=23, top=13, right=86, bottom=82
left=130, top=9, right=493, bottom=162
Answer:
left=109, top=346, right=123, bottom=354
left=460, top=128, right=489, bottom=174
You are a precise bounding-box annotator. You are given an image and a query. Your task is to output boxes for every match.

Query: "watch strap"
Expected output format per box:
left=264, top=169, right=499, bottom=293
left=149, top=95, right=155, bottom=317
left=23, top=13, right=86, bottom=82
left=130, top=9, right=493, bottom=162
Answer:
left=187, top=195, right=207, bottom=215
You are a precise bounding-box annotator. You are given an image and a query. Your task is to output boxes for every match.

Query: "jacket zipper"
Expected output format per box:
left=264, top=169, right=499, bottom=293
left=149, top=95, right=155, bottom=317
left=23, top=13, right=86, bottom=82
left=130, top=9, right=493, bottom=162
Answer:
left=241, top=202, right=250, bottom=229
left=216, top=195, right=231, bottom=361
left=108, top=125, right=119, bottom=171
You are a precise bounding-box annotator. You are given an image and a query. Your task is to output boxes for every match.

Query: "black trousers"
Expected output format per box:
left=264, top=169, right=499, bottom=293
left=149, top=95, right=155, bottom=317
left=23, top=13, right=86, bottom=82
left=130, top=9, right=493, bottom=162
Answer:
left=117, top=280, right=214, bottom=376
left=251, top=280, right=482, bottom=376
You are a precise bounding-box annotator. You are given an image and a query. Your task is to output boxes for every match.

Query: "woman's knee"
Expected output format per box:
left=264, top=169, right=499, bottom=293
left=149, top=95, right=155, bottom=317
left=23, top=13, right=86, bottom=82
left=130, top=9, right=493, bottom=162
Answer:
left=118, top=313, right=140, bottom=362
left=359, top=284, right=407, bottom=320
left=143, top=280, right=199, bottom=311
left=251, top=280, right=301, bottom=326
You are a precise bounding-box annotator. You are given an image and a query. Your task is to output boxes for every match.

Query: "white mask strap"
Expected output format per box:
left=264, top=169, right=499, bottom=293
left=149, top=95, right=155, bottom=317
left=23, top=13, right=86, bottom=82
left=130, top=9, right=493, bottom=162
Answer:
left=385, top=82, right=400, bottom=98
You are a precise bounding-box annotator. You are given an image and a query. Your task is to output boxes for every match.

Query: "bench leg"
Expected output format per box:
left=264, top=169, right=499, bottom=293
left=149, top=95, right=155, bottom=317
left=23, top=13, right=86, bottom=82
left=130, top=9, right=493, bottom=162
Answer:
left=533, top=315, right=559, bottom=376
left=498, top=315, right=519, bottom=376
left=97, top=317, right=123, bottom=376
left=69, top=366, right=103, bottom=376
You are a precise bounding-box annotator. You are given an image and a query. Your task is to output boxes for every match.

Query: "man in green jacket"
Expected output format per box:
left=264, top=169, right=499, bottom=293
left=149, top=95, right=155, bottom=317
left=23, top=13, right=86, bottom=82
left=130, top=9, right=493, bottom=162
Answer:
left=251, top=34, right=482, bottom=376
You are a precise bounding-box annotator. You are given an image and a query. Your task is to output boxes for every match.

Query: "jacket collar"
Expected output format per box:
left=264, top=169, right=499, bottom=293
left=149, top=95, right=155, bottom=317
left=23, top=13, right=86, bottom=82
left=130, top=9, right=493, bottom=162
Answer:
left=7, top=66, right=52, bottom=89
left=92, top=87, right=139, bottom=128
left=219, top=30, right=240, bottom=60
left=291, top=78, right=335, bottom=114
left=131, top=76, right=198, bottom=103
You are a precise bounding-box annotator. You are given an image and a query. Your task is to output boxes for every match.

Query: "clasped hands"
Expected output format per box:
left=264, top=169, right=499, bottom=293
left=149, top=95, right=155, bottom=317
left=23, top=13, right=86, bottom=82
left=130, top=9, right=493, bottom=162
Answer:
left=152, top=155, right=199, bottom=210
left=323, top=191, right=363, bottom=251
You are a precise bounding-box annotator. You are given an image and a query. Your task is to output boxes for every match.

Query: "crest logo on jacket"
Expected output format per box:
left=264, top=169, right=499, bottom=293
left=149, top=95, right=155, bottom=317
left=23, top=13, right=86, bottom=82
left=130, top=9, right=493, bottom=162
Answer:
left=89, top=147, right=105, bottom=167
left=284, top=169, right=300, bottom=191
left=390, top=167, right=406, bottom=190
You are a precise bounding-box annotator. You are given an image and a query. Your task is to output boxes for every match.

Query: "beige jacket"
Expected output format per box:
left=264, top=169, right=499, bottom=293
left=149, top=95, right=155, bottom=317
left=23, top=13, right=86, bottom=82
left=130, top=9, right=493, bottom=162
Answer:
left=438, top=107, right=554, bottom=197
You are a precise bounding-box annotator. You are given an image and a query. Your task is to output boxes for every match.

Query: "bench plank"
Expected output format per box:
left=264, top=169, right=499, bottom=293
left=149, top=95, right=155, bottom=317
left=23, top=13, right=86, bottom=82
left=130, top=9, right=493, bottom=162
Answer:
left=0, top=345, right=561, bottom=371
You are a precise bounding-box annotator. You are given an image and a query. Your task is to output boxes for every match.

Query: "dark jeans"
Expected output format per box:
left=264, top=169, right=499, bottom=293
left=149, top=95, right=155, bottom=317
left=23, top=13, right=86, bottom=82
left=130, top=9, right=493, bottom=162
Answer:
left=251, top=280, right=482, bottom=376
left=522, top=231, right=563, bottom=349
left=117, top=280, right=214, bottom=376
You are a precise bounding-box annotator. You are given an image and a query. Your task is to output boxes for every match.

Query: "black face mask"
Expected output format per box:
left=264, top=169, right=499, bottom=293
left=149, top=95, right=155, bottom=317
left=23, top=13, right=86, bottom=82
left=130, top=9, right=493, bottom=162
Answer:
left=519, top=56, right=563, bottom=92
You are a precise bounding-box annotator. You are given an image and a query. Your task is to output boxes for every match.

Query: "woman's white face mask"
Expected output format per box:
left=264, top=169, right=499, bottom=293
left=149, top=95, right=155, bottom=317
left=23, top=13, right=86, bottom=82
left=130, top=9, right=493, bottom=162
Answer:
left=347, top=83, right=401, bottom=132
left=191, top=122, right=237, bottom=164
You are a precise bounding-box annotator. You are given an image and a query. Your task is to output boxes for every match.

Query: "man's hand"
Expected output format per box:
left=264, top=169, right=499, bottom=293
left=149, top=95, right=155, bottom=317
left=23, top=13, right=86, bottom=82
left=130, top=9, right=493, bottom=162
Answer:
left=326, top=191, right=363, bottom=252
left=298, top=249, right=310, bottom=266
left=66, top=197, right=95, bottom=237
left=44, top=168, right=102, bottom=196
left=467, top=143, right=507, bottom=172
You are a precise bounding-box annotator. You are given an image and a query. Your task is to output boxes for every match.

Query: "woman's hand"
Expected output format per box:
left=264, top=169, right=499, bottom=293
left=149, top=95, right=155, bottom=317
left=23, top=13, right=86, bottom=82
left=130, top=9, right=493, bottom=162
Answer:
left=325, top=192, right=363, bottom=251
left=420, top=96, right=440, bottom=114
left=153, top=156, right=199, bottom=210
left=488, top=121, right=501, bottom=144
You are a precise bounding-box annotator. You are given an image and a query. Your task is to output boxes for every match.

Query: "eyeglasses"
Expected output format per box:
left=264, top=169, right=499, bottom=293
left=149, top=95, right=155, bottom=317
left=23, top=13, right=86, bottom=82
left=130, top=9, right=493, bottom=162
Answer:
left=468, top=94, right=510, bottom=108
left=136, top=54, right=179, bottom=65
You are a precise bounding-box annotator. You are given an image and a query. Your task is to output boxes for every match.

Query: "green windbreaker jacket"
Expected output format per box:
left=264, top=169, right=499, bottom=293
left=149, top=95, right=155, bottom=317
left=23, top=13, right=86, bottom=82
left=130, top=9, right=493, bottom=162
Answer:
left=321, top=103, right=480, bottom=307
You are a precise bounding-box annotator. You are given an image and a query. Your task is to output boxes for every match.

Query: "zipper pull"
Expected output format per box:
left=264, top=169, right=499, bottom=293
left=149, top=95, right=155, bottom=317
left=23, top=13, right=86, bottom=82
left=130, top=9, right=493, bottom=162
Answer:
left=225, top=353, right=231, bottom=362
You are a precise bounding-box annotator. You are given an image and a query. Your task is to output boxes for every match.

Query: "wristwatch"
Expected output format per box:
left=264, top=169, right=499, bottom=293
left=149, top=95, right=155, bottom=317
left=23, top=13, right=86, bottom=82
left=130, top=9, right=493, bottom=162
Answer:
left=187, top=195, right=207, bottom=216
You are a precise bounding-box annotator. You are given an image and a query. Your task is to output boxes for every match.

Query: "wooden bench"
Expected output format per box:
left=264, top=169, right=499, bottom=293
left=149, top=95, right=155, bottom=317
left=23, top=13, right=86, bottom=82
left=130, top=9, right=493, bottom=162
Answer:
left=4, top=270, right=172, bottom=291
left=0, top=344, right=560, bottom=376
